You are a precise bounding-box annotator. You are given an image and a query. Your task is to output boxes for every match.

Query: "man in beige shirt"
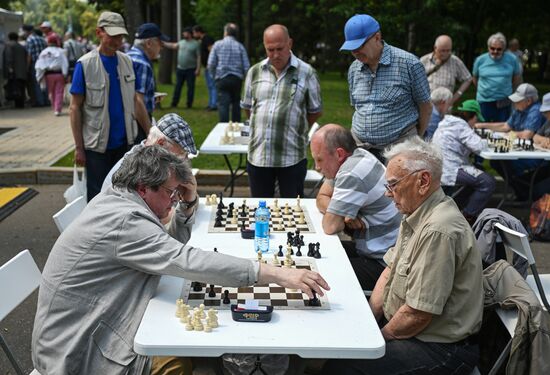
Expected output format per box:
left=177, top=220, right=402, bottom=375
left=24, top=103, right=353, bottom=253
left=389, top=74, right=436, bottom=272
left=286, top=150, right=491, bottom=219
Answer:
left=322, top=136, right=483, bottom=374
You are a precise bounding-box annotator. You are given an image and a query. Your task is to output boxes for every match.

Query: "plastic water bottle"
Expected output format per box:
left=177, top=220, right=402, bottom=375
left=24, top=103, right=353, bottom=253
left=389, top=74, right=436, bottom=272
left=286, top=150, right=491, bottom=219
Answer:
left=254, top=200, right=270, bottom=253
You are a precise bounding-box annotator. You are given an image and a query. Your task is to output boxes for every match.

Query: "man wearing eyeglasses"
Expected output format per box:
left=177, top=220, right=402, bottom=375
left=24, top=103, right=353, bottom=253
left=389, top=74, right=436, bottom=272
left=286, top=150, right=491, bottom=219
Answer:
left=339, top=14, right=432, bottom=162
left=473, top=32, right=522, bottom=122
left=311, top=124, right=400, bottom=290
left=322, top=137, right=483, bottom=374
left=33, top=145, right=330, bottom=375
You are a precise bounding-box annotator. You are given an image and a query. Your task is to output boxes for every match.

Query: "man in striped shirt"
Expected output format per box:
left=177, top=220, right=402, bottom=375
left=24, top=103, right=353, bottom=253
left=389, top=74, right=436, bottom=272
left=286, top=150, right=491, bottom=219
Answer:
left=241, top=24, right=322, bottom=198
left=311, top=124, right=401, bottom=290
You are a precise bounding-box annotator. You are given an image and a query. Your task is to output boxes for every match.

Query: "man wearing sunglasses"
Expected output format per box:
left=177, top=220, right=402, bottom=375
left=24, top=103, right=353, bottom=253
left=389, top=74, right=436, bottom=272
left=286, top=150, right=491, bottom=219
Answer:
left=473, top=32, right=522, bottom=122
left=339, top=14, right=432, bottom=162
left=323, top=137, right=483, bottom=374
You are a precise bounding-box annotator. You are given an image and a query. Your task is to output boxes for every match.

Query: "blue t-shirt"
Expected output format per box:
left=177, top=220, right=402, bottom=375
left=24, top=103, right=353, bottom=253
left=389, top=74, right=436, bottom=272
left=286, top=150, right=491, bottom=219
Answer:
left=507, top=102, right=545, bottom=132
left=473, top=52, right=520, bottom=103
left=71, top=54, right=141, bottom=149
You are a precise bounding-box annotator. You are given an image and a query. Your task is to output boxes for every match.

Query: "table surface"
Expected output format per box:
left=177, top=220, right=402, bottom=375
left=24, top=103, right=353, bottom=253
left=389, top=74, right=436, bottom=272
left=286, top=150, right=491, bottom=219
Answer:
left=200, top=122, right=248, bottom=155
left=134, top=198, right=385, bottom=359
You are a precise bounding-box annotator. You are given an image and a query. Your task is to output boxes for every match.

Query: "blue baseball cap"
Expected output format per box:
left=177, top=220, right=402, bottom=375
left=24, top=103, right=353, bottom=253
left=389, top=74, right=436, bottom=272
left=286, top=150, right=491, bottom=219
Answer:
left=340, top=14, right=380, bottom=51
left=135, top=23, right=170, bottom=42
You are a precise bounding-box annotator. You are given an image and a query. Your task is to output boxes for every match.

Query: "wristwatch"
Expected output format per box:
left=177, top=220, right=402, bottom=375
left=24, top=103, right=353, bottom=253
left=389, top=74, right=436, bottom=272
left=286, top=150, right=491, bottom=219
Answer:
left=180, top=195, right=198, bottom=210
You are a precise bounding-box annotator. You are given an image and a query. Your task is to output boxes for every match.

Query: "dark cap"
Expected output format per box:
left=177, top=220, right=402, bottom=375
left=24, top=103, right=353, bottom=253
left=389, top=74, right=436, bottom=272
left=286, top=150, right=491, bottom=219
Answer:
left=135, top=23, right=170, bottom=42
left=156, top=113, right=197, bottom=155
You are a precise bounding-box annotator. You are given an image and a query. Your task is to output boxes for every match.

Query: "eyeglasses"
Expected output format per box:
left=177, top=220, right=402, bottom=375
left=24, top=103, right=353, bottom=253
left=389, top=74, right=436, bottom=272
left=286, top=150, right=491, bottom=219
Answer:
left=159, top=185, right=181, bottom=201
left=384, top=169, right=424, bottom=193
left=489, top=47, right=503, bottom=52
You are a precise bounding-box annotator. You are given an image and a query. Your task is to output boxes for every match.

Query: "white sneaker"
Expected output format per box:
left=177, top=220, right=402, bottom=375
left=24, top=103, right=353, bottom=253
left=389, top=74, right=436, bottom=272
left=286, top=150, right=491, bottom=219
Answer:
left=54, top=111, right=60, bottom=116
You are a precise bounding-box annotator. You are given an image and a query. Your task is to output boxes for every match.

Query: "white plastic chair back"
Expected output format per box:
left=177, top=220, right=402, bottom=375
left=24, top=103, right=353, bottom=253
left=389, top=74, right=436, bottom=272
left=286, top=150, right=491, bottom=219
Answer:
left=52, top=195, right=86, bottom=233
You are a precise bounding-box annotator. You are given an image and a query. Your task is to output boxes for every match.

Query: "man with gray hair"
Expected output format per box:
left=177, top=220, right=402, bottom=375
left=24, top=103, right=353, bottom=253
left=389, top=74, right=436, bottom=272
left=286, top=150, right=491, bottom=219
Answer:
left=33, top=145, right=330, bottom=375
left=127, top=23, right=170, bottom=141
left=424, top=87, right=453, bottom=140
left=311, top=124, right=401, bottom=290
left=322, top=136, right=483, bottom=374
left=208, top=23, right=250, bottom=123
left=473, top=32, right=522, bottom=122
left=421, top=35, right=472, bottom=104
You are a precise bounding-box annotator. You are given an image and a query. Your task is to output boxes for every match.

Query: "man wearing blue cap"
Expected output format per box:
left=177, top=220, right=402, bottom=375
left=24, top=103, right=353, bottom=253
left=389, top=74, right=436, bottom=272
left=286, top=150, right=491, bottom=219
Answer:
left=128, top=23, right=170, bottom=142
left=340, top=14, right=432, bottom=161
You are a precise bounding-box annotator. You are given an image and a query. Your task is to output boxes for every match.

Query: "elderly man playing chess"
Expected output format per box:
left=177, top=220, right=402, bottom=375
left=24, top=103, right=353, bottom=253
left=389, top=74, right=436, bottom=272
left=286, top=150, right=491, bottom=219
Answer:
left=322, top=137, right=483, bottom=375
left=311, top=124, right=401, bottom=290
left=32, top=146, right=329, bottom=375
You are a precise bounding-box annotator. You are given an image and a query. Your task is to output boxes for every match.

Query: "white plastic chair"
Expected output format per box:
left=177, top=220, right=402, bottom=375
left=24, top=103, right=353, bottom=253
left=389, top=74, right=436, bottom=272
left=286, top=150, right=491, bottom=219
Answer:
left=52, top=195, right=86, bottom=233
left=0, top=250, right=42, bottom=375
left=495, top=223, right=550, bottom=310
left=305, top=122, right=324, bottom=197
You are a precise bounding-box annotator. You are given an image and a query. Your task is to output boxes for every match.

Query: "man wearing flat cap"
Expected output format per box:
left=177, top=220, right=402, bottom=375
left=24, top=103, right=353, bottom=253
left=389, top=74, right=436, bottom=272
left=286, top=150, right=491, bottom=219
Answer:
left=340, top=14, right=432, bottom=162
left=70, top=11, right=151, bottom=202
left=128, top=23, right=170, bottom=141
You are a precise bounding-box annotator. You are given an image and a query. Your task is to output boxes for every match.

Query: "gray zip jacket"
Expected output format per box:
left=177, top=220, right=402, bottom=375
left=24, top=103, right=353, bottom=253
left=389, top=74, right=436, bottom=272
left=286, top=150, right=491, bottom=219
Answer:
left=32, top=187, right=258, bottom=374
left=483, top=260, right=550, bottom=375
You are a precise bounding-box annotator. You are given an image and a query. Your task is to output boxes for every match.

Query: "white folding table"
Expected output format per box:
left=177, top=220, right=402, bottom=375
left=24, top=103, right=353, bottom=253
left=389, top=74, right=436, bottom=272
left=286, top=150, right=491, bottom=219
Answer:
left=199, top=122, right=248, bottom=197
left=134, top=198, right=385, bottom=359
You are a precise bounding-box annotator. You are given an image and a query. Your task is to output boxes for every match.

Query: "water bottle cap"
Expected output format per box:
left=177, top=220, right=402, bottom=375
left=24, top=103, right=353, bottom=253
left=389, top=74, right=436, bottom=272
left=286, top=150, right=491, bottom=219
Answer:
left=258, top=200, right=266, bottom=208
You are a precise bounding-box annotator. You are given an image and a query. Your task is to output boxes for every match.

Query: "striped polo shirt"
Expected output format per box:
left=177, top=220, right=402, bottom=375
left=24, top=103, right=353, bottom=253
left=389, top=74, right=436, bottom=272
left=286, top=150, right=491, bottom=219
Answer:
left=327, top=148, right=401, bottom=258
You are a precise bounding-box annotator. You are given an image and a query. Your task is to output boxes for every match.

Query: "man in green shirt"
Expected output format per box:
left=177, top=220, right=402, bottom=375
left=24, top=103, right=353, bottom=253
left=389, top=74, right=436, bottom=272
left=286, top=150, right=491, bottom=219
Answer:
left=166, top=27, right=200, bottom=108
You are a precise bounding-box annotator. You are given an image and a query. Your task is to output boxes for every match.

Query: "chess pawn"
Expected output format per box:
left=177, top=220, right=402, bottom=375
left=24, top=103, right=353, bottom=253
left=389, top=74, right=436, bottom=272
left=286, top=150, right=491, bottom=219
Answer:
left=185, top=321, right=194, bottom=331
left=175, top=299, right=184, bottom=317
left=231, top=209, right=238, bottom=224
left=205, top=195, right=211, bottom=206
left=211, top=194, right=217, bottom=206
left=193, top=318, right=204, bottom=331
left=204, top=325, right=212, bottom=333
left=298, top=212, right=305, bottom=224
left=272, top=253, right=279, bottom=265
left=284, top=203, right=290, bottom=215
left=295, top=196, right=302, bottom=212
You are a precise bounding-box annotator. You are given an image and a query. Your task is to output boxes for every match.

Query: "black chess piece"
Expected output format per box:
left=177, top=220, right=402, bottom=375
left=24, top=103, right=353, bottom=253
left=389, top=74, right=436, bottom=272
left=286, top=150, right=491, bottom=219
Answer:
left=313, top=242, right=321, bottom=259
left=309, top=291, right=320, bottom=307
left=228, top=202, right=235, bottom=211
left=192, top=282, right=203, bottom=292
left=214, top=217, right=223, bottom=227
left=307, top=243, right=314, bottom=257
left=216, top=208, right=224, bottom=216
left=240, top=206, right=247, bottom=217
left=208, top=284, right=216, bottom=297
left=217, top=192, right=225, bottom=209
left=299, top=235, right=305, bottom=246
left=287, top=232, right=293, bottom=245
left=277, top=245, right=284, bottom=257
left=213, top=247, right=218, bottom=252
left=290, top=247, right=294, bottom=255
left=227, top=208, right=233, bottom=218
left=222, top=290, right=230, bottom=304
left=296, top=245, right=302, bottom=257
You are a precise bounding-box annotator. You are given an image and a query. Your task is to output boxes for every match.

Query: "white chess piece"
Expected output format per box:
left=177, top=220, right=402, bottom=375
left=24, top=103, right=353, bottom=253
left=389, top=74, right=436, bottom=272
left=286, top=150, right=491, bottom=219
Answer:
left=298, top=212, right=305, bottom=224
left=231, top=209, right=238, bottom=224
left=272, top=253, right=279, bottom=265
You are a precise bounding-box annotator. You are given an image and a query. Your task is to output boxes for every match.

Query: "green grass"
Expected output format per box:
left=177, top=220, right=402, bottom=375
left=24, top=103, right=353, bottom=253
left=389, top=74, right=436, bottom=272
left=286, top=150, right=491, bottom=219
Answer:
left=53, top=71, right=354, bottom=169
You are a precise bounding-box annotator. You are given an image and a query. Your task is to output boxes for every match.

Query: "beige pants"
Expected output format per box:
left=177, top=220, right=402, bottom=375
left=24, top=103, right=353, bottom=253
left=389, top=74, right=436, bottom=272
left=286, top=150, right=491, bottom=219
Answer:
left=151, top=356, right=193, bottom=375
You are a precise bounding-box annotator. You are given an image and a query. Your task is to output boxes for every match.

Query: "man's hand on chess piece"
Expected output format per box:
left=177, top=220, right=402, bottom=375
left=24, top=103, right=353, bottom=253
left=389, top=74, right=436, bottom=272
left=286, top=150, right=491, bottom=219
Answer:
left=258, top=264, right=330, bottom=299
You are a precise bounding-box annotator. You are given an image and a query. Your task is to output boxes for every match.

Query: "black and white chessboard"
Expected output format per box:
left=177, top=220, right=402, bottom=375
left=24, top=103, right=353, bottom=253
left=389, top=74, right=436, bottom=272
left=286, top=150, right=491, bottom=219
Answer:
left=208, top=202, right=316, bottom=233
left=180, top=258, right=329, bottom=310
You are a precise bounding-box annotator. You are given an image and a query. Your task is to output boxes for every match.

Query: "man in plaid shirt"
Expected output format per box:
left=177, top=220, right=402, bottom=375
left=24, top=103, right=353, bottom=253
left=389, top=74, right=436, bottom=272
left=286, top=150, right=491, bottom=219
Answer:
left=208, top=23, right=250, bottom=123
left=340, top=14, right=432, bottom=162
left=23, top=24, right=48, bottom=106
left=241, top=24, right=322, bottom=198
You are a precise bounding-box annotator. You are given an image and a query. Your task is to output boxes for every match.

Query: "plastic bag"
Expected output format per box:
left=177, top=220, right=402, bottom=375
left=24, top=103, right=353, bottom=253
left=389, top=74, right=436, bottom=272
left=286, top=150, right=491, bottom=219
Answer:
left=63, top=83, right=71, bottom=105
left=222, top=354, right=289, bottom=375
left=64, top=164, right=86, bottom=203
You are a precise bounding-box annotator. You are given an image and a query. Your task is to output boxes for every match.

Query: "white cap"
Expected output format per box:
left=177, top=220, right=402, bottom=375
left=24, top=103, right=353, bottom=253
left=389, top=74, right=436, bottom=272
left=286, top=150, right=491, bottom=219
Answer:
left=540, top=93, right=550, bottom=113
left=508, top=83, right=538, bottom=103
left=40, top=21, right=52, bottom=28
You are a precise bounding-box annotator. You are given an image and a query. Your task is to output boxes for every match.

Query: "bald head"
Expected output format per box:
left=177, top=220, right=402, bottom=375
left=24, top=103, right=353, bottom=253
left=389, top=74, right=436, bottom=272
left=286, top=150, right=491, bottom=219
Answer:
left=310, top=124, right=356, bottom=179
left=263, top=24, right=292, bottom=74
left=434, top=35, right=452, bottom=63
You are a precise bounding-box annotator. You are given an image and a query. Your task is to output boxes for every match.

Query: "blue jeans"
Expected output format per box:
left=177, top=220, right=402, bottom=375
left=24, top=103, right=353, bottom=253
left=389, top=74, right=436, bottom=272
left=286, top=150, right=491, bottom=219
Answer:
left=171, top=68, right=196, bottom=108
left=85, top=144, right=128, bottom=202
left=455, top=168, right=496, bottom=217
left=29, top=64, right=49, bottom=106
left=204, top=69, right=217, bottom=109
left=247, top=159, right=307, bottom=198
left=322, top=336, right=479, bottom=375
left=216, top=75, right=242, bottom=122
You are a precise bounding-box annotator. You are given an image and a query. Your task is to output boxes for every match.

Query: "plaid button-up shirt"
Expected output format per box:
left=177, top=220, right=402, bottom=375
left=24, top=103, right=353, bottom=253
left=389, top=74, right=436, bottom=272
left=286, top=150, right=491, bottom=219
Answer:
left=26, top=34, right=47, bottom=63
left=241, top=54, right=322, bottom=168
left=349, top=43, right=430, bottom=146
left=207, top=36, right=250, bottom=80
left=420, top=53, right=472, bottom=92
left=127, top=46, right=155, bottom=113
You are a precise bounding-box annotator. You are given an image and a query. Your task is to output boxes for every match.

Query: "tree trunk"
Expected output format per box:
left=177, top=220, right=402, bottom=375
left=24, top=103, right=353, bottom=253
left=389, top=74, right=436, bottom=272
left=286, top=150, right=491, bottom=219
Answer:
left=124, top=0, right=143, bottom=44
left=407, top=22, right=416, bottom=52
left=158, top=0, right=174, bottom=84
left=245, top=0, right=253, bottom=55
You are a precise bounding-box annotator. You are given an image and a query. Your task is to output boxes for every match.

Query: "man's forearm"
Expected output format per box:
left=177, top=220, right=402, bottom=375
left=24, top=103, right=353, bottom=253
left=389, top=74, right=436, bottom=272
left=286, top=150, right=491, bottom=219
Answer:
left=316, top=194, right=330, bottom=214
left=417, top=102, right=432, bottom=136
left=381, top=304, right=432, bottom=341
left=475, top=122, right=510, bottom=132
left=69, top=99, right=84, bottom=150
left=369, top=267, right=390, bottom=322
left=307, top=111, right=322, bottom=126
left=134, top=94, right=151, bottom=134
left=452, top=79, right=472, bottom=104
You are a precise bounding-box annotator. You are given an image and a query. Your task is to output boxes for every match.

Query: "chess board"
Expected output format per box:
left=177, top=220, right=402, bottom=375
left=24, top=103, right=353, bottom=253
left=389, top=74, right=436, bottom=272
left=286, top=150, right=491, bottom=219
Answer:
left=208, top=202, right=316, bottom=233
left=180, top=258, right=329, bottom=310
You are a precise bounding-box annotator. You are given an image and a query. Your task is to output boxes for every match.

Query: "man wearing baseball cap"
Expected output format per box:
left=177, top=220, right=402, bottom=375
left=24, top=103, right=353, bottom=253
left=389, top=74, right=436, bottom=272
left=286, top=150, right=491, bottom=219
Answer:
left=531, top=93, right=550, bottom=200
left=69, top=11, right=151, bottom=202
left=476, top=83, right=546, bottom=200
left=340, top=14, right=432, bottom=162
left=127, top=23, right=170, bottom=141
left=101, top=113, right=198, bottom=193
